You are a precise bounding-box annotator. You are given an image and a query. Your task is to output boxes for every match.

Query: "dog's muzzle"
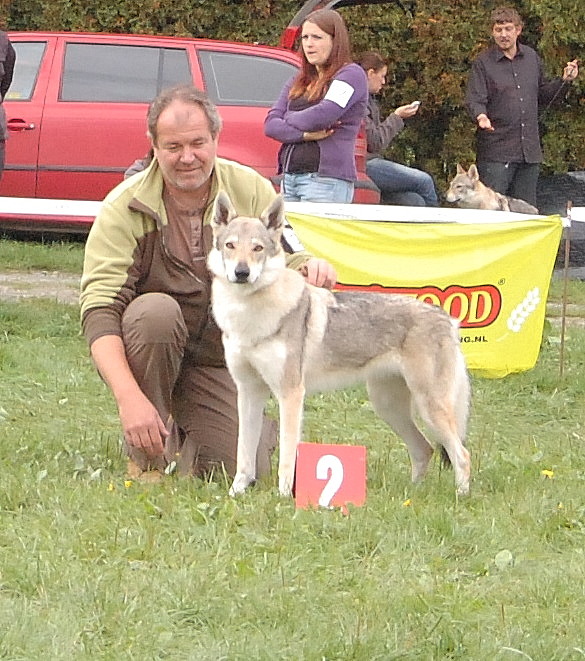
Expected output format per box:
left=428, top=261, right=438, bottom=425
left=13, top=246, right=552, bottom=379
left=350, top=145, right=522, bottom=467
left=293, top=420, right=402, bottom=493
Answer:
left=234, top=263, right=250, bottom=284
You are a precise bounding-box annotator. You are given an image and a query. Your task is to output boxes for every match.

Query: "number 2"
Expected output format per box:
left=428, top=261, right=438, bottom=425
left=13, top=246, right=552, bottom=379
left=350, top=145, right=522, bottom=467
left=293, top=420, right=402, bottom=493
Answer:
left=316, top=454, right=344, bottom=507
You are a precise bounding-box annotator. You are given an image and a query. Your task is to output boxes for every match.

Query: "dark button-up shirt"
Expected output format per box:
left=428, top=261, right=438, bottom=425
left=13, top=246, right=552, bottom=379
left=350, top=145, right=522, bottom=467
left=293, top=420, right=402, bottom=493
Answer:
left=0, top=31, right=15, bottom=102
left=0, top=31, right=16, bottom=141
left=466, top=43, right=565, bottom=164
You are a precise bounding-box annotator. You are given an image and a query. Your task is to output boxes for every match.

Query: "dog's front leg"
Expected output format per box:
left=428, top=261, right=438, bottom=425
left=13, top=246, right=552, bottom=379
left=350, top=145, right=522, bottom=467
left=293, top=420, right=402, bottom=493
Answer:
left=230, top=379, right=270, bottom=496
left=277, top=383, right=305, bottom=497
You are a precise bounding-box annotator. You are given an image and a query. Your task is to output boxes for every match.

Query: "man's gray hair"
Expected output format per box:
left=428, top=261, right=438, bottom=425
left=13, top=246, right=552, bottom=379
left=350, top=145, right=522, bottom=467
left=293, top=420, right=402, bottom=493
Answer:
left=147, top=84, right=223, bottom=144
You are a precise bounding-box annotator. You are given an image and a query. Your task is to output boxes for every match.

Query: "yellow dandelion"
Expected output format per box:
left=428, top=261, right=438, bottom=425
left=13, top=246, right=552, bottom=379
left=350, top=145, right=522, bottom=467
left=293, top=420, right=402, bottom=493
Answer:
left=557, top=502, right=564, bottom=510
left=402, top=498, right=412, bottom=507
left=107, top=482, right=115, bottom=492
left=124, top=480, right=133, bottom=488
left=541, top=469, right=554, bottom=479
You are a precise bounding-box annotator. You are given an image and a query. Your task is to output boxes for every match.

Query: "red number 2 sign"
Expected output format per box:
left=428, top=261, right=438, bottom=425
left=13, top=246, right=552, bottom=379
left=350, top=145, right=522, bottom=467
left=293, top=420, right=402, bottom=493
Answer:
left=295, top=443, right=367, bottom=512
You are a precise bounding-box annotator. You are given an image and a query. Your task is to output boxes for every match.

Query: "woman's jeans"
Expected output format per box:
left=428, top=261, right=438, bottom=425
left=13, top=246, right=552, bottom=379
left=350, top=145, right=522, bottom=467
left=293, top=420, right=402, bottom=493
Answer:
left=366, top=157, right=438, bottom=206
left=283, top=172, right=354, bottom=203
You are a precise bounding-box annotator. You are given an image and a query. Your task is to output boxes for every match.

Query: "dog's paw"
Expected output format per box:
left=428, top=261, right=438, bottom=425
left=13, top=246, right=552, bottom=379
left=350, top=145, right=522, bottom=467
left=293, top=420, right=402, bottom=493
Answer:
left=456, top=482, right=470, bottom=497
left=278, top=477, right=294, bottom=498
left=229, top=473, right=255, bottom=497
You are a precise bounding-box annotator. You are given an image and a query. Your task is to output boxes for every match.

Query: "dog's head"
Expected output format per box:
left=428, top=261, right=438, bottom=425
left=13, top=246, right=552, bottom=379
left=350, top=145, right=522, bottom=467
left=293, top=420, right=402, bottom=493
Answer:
left=208, top=191, right=286, bottom=286
left=445, top=164, right=481, bottom=205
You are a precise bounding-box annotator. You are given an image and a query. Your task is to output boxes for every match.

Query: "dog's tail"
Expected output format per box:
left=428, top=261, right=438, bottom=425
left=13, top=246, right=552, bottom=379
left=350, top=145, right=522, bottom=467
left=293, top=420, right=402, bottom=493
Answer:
left=440, top=331, right=470, bottom=470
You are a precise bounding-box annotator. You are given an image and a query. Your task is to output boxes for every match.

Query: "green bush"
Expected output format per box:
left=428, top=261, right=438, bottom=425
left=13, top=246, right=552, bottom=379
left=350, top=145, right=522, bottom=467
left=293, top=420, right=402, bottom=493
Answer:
left=5, top=0, right=583, bottom=190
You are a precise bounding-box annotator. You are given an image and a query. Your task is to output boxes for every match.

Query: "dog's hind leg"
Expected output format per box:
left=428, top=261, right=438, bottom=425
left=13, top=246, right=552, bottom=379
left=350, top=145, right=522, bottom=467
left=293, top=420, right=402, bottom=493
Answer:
left=407, top=366, right=471, bottom=496
left=276, top=382, right=306, bottom=497
left=417, top=404, right=470, bottom=496
left=230, top=376, right=271, bottom=496
left=366, top=375, right=434, bottom=484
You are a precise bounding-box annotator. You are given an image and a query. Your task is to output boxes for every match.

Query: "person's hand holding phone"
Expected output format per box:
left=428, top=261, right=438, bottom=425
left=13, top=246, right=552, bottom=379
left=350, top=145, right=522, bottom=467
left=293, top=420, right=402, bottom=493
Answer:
left=395, top=100, right=421, bottom=119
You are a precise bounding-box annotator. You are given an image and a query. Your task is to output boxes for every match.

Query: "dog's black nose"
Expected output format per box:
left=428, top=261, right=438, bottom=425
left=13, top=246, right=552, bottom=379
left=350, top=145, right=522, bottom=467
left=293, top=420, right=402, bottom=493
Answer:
left=234, top=263, right=250, bottom=283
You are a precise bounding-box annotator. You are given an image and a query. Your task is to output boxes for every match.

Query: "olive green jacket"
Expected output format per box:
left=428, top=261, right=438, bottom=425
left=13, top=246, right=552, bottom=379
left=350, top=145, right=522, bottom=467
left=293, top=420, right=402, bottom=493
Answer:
left=80, top=157, right=309, bottom=366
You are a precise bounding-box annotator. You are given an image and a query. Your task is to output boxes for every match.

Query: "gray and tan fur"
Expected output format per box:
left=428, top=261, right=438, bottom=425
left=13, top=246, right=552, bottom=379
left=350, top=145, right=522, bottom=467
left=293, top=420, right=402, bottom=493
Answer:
left=208, top=192, right=471, bottom=497
left=446, top=164, right=539, bottom=214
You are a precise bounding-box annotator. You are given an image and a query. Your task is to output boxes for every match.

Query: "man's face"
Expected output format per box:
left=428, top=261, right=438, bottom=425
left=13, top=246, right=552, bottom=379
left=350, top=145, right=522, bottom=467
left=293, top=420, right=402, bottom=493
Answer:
left=492, top=21, right=522, bottom=54
left=152, top=100, right=218, bottom=192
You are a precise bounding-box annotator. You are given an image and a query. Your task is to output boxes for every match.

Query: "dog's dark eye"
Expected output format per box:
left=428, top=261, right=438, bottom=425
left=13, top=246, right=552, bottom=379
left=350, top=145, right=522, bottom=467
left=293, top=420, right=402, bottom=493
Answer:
left=253, top=245, right=263, bottom=252
left=225, top=242, right=235, bottom=249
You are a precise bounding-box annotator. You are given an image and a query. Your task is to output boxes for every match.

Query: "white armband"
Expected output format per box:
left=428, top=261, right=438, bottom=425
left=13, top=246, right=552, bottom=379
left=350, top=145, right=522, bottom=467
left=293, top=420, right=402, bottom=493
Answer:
left=324, top=79, right=355, bottom=108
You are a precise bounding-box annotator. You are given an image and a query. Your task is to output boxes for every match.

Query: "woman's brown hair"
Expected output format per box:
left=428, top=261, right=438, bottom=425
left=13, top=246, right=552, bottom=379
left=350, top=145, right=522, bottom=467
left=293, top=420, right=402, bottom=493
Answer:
left=289, top=9, right=353, bottom=102
left=356, top=51, right=387, bottom=74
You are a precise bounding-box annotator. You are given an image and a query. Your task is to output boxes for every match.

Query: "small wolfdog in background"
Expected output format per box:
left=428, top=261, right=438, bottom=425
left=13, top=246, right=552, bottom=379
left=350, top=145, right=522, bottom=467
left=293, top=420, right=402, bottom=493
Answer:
left=446, top=164, right=539, bottom=214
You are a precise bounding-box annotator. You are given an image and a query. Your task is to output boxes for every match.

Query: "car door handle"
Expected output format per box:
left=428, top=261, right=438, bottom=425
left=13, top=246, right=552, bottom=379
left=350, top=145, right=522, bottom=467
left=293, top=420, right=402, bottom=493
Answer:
left=7, top=119, right=36, bottom=131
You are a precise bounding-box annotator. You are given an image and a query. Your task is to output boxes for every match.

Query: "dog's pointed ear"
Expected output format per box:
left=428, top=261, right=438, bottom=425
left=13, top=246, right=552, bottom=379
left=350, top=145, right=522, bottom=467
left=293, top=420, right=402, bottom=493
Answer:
left=456, top=163, right=466, bottom=175
left=468, top=164, right=480, bottom=181
left=212, top=191, right=237, bottom=230
left=260, top=195, right=285, bottom=233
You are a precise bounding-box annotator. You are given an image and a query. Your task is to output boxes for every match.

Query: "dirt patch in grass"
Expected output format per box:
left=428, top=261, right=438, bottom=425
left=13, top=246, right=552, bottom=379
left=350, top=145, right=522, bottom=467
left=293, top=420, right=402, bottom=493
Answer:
left=0, top=270, right=80, bottom=305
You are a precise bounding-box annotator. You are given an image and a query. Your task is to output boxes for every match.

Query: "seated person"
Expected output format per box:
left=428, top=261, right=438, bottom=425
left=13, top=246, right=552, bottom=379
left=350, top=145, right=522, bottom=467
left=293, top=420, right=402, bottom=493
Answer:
left=357, top=51, right=438, bottom=207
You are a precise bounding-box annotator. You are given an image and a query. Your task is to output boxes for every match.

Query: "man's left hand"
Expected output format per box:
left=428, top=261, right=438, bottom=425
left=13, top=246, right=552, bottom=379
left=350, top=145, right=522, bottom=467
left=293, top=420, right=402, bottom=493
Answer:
left=301, top=258, right=337, bottom=289
left=563, top=59, right=579, bottom=81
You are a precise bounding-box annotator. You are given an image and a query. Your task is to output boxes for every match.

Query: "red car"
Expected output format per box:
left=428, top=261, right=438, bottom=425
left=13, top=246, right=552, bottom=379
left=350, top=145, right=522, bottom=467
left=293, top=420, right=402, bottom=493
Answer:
left=1, top=32, right=302, bottom=201
left=1, top=25, right=378, bottom=222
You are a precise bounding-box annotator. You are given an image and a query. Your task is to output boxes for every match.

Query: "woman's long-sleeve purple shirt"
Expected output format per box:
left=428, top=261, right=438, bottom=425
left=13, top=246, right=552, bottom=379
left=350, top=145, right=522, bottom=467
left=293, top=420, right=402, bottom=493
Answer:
left=264, top=63, right=368, bottom=181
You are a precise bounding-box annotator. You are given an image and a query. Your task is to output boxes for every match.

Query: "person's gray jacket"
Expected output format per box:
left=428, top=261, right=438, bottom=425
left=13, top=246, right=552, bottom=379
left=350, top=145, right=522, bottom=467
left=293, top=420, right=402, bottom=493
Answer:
left=364, top=94, right=404, bottom=160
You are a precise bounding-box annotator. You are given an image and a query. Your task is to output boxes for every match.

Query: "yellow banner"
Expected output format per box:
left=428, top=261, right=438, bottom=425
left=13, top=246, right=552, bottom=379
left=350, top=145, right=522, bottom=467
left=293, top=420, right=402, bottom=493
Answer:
left=286, top=211, right=562, bottom=378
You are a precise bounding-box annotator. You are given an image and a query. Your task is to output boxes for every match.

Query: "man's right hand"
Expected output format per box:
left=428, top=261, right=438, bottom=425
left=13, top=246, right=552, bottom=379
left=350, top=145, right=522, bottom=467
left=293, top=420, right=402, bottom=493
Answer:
left=477, top=113, right=494, bottom=131
left=90, top=334, right=168, bottom=458
left=118, top=390, right=168, bottom=456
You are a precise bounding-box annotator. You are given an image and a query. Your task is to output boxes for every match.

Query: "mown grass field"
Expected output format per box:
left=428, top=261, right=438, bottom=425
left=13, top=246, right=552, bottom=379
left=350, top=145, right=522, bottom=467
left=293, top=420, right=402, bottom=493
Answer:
left=1, top=236, right=585, bottom=660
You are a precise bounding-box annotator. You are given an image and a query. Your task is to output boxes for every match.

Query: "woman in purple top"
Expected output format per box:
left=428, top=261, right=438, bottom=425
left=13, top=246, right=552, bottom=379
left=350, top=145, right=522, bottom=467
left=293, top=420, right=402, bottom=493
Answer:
left=264, top=9, right=368, bottom=203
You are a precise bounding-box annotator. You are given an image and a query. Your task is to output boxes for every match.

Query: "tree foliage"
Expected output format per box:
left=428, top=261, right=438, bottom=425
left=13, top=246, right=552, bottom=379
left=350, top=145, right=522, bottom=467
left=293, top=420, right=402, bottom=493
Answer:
left=3, top=0, right=583, bottom=186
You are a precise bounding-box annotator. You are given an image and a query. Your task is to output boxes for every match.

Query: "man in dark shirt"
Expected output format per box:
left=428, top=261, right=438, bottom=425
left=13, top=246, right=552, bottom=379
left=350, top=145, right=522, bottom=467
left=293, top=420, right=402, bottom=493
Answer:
left=465, top=6, right=578, bottom=208
left=0, top=31, right=16, bottom=181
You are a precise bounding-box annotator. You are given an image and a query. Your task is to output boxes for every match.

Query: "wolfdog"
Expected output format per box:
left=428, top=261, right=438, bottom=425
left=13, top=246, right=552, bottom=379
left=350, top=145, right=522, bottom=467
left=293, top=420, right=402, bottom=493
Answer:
left=446, top=164, right=539, bottom=214
left=208, top=192, right=471, bottom=497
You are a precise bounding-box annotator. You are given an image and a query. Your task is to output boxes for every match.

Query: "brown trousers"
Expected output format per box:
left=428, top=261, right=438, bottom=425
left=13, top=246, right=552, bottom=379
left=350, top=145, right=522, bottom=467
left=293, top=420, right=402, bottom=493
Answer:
left=121, top=293, right=276, bottom=478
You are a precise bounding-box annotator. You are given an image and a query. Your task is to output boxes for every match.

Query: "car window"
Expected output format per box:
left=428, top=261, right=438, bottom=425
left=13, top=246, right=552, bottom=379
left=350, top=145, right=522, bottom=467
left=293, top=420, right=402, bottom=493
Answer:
left=5, top=41, right=47, bottom=101
left=60, top=43, right=192, bottom=102
left=199, top=50, right=297, bottom=106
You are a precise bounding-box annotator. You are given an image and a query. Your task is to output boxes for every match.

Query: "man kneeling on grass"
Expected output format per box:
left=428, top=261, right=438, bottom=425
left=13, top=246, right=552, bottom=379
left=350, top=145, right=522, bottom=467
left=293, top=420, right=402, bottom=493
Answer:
left=79, top=84, right=336, bottom=482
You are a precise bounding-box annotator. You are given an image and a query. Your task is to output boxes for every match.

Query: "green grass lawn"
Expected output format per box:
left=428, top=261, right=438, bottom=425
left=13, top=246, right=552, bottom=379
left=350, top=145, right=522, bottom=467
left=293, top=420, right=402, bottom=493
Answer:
left=0, top=233, right=86, bottom=273
left=1, top=239, right=585, bottom=659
